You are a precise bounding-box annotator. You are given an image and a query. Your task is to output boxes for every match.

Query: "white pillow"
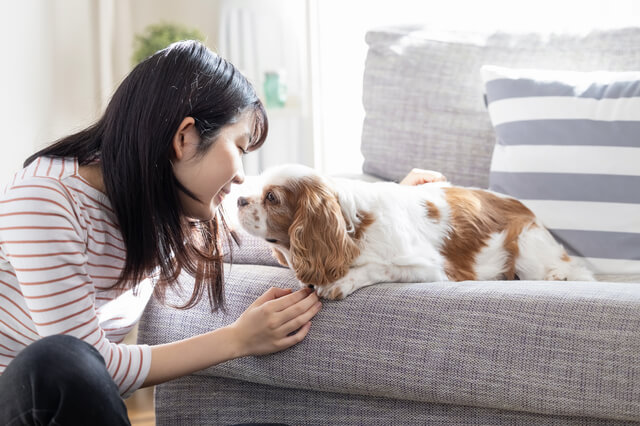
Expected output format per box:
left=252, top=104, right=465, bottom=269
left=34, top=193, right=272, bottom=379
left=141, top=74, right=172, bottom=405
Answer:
left=481, top=65, right=640, bottom=275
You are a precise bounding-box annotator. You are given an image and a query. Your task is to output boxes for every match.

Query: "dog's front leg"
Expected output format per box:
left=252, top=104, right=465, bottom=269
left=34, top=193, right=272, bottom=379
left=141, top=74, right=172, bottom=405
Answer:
left=314, top=264, right=412, bottom=300
left=314, top=265, right=377, bottom=300
left=315, top=263, right=447, bottom=300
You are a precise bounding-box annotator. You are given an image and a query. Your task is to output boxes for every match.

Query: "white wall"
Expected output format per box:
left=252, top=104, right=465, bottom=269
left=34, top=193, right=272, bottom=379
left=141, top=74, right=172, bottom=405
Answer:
left=0, top=0, right=108, bottom=183
left=1, top=1, right=57, bottom=183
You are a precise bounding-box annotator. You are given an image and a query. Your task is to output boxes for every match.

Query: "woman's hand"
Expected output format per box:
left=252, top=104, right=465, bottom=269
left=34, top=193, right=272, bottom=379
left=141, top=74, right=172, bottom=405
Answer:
left=229, top=287, right=321, bottom=357
left=399, top=168, right=447, bottom=186
left=143, top=287, right=320, bottom=387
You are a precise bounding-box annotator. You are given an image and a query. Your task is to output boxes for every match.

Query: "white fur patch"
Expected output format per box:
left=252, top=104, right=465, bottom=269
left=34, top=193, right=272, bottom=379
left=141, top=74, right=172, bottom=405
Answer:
left=474, top=231, right=509, bottom=280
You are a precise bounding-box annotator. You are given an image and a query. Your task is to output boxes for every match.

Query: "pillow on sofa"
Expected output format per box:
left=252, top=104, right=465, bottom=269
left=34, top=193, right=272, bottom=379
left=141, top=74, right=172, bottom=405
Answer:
left=481, top=65, right=640, bottom=275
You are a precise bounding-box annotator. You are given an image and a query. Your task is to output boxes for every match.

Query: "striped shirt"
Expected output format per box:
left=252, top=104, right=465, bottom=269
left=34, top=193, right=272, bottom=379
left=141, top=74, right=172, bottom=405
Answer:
left=0, top=156, right=152, bottom=397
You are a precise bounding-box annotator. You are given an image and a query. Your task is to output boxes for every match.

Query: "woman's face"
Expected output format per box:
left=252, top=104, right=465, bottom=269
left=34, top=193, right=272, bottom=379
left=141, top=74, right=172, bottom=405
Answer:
left=172, top=112, right=252, bottom=221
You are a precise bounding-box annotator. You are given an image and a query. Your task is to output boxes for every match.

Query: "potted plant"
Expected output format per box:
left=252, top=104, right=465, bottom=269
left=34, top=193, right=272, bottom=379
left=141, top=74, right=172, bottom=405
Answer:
left=132, top=22, right=206, bottom=65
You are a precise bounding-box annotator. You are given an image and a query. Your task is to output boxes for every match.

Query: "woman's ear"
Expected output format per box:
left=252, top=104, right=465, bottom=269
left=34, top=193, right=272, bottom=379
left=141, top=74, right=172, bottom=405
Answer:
left=288, top=183, right=360, bottom=286
left=172, top=117, right=197, bottom=161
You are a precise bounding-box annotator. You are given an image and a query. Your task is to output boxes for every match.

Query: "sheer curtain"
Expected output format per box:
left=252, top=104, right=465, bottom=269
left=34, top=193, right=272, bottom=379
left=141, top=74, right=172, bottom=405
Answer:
left=217, top=0, right=314, bottom=175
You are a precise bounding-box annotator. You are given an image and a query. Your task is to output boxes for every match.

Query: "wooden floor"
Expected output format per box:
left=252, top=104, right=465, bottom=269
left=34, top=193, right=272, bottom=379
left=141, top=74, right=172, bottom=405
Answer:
left=125, top=384, right=156, bottom=425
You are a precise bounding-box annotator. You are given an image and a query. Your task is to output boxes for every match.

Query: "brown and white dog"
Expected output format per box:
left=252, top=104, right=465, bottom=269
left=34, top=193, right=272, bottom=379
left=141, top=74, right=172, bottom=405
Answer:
left=236, top=164, right=594, bottom=300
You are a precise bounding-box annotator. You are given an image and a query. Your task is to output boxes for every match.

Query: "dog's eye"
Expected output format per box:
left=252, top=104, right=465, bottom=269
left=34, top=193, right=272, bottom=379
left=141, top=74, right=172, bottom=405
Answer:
left=265, top=191, right=277, bottom=204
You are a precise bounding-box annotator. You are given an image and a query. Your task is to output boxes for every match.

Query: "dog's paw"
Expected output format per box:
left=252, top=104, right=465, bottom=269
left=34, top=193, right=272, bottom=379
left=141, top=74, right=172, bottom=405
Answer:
left=315, top=285, right=344, bottom=300
left=315, top=277, right=357, bottom=300
left=545, top=265, right=595, bottom=282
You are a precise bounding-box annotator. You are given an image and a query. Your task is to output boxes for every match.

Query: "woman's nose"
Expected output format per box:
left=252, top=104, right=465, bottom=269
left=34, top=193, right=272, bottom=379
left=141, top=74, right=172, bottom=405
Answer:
left=233, top=163, right=245, bottom=185
left=237, top=196, right=249, bottom=207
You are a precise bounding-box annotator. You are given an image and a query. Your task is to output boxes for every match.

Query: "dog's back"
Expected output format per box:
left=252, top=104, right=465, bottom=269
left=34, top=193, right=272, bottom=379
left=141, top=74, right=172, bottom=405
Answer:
left=332, top=178, right=594, bottom=282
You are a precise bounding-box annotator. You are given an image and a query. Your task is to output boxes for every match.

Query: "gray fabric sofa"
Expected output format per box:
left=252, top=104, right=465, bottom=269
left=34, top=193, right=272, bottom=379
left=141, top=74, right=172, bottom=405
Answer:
left=138, top=26, right=640, bottom=425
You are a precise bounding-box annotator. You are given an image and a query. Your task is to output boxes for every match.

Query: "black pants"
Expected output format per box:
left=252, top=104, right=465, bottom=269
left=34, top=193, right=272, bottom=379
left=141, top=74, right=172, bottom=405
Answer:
left=0, top=334, right=130, bottom=426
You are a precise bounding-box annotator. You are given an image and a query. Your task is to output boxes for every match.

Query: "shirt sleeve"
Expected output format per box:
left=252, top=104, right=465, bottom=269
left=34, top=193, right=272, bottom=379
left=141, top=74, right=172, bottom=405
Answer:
left=0, top=178, right=151, bottom=397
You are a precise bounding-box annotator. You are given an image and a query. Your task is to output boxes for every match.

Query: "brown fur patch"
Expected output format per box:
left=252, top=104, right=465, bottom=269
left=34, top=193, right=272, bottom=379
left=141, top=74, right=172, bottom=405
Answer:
left=329, top=286, right=345, bottom=300
left=262, top=177, right=374, bottom=287
left=286, top=176, right=361, bottom=285
left=562, top=253, right=571, bottom=262
left=441, top=188, right=535, bottom=281
left=425, top=200, right=440, bottom=222
left=271, top=247, right=289, bottom=267
left=352, top=211, right=375, bottom=240
left=261, top=184, right=299, bottom=248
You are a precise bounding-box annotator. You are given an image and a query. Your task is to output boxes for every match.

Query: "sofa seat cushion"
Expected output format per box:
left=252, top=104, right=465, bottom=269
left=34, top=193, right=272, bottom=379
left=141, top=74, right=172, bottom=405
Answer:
left=482, top=65, right=640, bottom=275
left=139, top=264, right=640, bottom=422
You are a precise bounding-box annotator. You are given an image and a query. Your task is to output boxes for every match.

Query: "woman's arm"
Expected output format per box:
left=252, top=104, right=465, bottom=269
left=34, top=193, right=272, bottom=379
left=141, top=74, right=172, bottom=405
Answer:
left=142, top=287, right=320, bottom=387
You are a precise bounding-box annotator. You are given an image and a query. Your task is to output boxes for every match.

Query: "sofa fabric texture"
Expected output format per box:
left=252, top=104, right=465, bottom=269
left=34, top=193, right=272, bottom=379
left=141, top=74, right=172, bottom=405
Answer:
left=155, top=376, right=637, bottom=426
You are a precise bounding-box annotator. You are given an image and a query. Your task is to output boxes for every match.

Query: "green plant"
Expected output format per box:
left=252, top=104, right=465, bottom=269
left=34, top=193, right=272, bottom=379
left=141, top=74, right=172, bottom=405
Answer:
left=132, top=22, right=206, bottom=65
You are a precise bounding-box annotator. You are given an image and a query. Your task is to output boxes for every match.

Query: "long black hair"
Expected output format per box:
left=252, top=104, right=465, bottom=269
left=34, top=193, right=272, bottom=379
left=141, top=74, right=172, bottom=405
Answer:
left=24, top=40, right=268, bottom=311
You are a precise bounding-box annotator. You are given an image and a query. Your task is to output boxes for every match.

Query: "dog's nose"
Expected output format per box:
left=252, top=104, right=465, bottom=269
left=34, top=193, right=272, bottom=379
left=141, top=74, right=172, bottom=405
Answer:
left=237, top=196, right=249, bottom=207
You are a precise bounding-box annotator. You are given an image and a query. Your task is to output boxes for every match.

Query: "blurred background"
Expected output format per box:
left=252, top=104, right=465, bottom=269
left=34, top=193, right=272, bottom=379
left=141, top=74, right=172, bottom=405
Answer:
left=1, top=0, right=639, bottom=185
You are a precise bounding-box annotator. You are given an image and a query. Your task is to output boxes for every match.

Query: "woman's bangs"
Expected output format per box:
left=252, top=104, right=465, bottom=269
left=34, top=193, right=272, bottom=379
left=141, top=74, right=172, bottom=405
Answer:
left=247, top=102, right=268, bottom=152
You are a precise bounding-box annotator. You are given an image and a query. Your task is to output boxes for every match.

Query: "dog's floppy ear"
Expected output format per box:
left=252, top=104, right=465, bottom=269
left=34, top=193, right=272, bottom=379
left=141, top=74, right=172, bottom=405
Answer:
left=288, top=182, right=359, bottom=286
left=271, top=247, right=289, bottom=267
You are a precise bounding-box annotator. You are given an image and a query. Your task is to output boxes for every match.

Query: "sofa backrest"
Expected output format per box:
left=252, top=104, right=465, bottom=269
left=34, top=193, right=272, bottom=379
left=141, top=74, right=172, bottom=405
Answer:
left=361, top=26, right=640, bottom=188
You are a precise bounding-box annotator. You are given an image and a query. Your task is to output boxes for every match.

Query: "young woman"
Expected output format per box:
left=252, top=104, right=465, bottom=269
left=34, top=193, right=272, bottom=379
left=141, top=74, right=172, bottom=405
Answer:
left=0, top=40, right=323, bottom=425
left=0, top=40, right=445, bottom=425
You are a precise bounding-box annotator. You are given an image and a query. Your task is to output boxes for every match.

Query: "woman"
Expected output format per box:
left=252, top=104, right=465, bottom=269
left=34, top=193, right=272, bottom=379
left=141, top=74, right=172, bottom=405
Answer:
left=0, top=40, right=444, bottom=425
left=0, top=40, right=323, bottom=425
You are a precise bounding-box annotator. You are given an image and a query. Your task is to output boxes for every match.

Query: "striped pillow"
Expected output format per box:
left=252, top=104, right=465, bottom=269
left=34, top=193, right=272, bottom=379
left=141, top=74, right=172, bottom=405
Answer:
left=481, top=65, right=640, bottom=275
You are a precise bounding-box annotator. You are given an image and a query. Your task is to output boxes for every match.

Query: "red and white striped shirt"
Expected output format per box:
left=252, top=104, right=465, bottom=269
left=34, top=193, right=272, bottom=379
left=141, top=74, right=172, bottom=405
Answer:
left=0, top=156, right=152, bottom=397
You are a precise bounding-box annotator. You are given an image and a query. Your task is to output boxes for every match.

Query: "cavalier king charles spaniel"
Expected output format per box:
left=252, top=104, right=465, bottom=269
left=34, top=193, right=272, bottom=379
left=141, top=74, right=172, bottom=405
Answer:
left=236, top=164, right=594, bottom=300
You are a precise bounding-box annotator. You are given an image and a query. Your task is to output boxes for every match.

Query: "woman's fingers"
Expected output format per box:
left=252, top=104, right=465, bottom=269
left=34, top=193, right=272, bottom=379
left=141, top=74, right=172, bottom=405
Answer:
left=232, top=287, right=320, bottom=357
left=276, top=321, right=312, bottom=349
left=237, top=287, right=321, bottom=356
left=274, top=290, right=319, bottom=324
left=277, top=300, right=322, bottom=336
left=250, top=286, right=293, bottom=308
left=267, top=287, right=315, bottom=312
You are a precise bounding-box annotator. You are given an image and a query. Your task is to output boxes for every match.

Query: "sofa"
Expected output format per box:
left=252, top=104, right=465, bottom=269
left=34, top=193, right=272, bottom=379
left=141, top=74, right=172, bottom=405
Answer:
left=138, top=26, right=640, bottom=425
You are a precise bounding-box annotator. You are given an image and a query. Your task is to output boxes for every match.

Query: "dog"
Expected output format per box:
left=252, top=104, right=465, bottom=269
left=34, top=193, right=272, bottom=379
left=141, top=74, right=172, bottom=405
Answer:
left=236, top=164, right=594, bottom=300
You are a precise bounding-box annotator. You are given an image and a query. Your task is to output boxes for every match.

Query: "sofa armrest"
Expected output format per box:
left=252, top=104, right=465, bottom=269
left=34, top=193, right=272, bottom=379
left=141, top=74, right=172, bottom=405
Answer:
left=139, top=264, right=640, bottom=422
